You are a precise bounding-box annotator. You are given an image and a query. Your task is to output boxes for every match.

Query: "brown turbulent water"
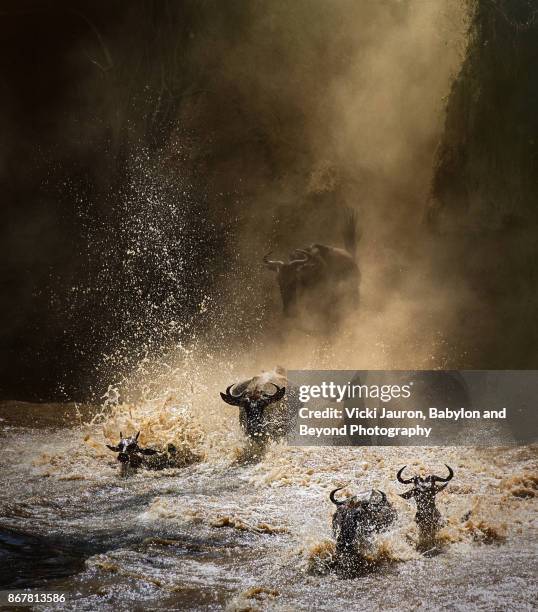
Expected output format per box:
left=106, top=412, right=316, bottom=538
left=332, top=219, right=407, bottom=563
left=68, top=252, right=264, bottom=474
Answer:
left=0, top=399, right=536, bottom=611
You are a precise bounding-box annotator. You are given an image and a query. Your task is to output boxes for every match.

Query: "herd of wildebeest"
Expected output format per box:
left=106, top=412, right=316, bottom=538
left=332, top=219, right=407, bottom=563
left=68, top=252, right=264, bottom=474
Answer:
left=104, top=209, right=457, bottom=576
left=106, top=427, right=455, bottom=575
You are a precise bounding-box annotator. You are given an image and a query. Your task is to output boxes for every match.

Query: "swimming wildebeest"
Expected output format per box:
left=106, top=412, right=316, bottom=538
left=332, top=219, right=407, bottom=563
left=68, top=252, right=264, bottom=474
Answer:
left=106, top=433, right=201, bottom=476
left=263, top=209, right=360, bottom=329
left=397, top=464, right=454, bottom=551
left=330, top=486, right=397, bottom=577
left=106, top=431, right=159, bottom=476
left=220, top=368, right=290, bottom=458
left=220, top=380, right=287, bottom=439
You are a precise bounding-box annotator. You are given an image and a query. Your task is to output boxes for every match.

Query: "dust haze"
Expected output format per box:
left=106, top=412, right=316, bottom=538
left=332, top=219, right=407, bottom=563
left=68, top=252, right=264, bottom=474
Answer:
left=100, top=0, right=473, bottom=403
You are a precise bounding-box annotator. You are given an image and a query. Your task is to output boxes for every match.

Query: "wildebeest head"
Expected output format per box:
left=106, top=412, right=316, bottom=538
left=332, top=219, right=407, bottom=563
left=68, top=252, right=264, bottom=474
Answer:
left=397, top=464, right=454, bottom=540
left=220, top=383, right=286, bottom=438
left=263, top=251, right=317, bottom=316
left=396, top=464, right=454, bottom=499
left=330, top=487, right=397, bottom=552
left=106, top=431, right=158, bottom=468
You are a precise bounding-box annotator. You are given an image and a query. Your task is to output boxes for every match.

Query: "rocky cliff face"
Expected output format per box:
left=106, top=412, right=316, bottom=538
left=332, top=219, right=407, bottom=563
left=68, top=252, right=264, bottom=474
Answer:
left=429, top=0, right=538, bottom=367
left=431, top=0, right=538, bottom=231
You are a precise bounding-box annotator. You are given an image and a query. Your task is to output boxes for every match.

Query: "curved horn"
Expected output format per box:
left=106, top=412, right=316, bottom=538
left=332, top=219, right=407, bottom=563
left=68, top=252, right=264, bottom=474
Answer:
left=289, top=249, right=310, bottom=261
left=330, top=486, right=347, bottom=506
left=220, top=385, right=246, bottom=407
left=263, top=252, right=284, bottom=270
left=377, top=490, right=387, bottom=502
left=288, top=250, right=311, bottom=266
left=432, top=464, right=454, bottom=483
left=262, top=383, right=286, bottom=404
left=135, top=431, right=140, bottom=441
left=120, top=431, right=123, bottom=439
left=397, top=466, right=414, bottom=485
left=297, top=246, right=327, bottom=264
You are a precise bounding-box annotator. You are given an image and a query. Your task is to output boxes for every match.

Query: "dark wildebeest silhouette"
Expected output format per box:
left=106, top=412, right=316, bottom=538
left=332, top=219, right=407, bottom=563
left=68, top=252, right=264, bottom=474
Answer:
left=264, top=210, right=360, bottom=329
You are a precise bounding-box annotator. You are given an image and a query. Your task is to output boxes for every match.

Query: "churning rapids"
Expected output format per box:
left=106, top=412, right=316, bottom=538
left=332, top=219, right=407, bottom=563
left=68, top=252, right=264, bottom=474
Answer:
left=0, top=399, right=536, bottom=611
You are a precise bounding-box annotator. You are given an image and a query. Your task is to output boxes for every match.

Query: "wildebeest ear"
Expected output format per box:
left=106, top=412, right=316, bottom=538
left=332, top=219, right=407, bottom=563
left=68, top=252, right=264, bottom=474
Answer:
left=106, top=445, right=120, bottom=452
left=399, top=490, right=414, bottom=499
left=139, top=447, right=158, bottom=455
left=435, top=482, right=449, bottom=493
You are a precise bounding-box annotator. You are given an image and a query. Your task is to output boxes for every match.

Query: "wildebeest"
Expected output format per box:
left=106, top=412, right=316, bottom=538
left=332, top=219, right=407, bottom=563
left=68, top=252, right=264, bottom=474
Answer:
left=263, top=209, right=360, bottom=329
left=397, top=464, right=454, bottom=551
left=220, top=369, right=290, bottom=445
left=330, top=486, right=397, bottom=577
left=106, top=431, right=158, bottom=476
left=106, top=433, right=202, bottom=476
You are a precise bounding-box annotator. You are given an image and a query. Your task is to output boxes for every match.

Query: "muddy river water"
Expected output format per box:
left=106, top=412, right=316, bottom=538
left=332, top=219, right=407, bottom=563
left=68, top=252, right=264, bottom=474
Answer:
left=0, top=399, right=536, bottom=611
